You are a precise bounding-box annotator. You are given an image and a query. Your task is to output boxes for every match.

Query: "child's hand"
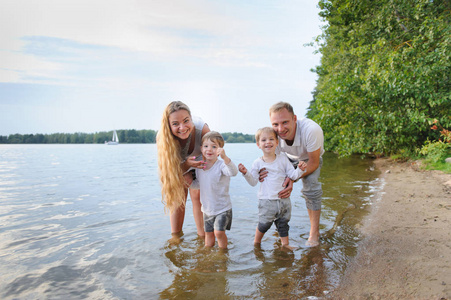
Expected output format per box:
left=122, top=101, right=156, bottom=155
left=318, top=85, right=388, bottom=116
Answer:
left=217, top=148, right=226, bottom=159
left=298, top=161, right=307, bottom=171
left=238, top=163, right=247, bottom=175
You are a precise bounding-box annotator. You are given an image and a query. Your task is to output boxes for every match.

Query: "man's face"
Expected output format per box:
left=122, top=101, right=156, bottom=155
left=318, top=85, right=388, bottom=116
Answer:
left=270, top=108, right=297, bottom=141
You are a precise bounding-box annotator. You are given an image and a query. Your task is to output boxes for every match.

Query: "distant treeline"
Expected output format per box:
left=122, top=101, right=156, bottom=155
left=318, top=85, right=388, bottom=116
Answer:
left=0, top=130, right=255, bottom=144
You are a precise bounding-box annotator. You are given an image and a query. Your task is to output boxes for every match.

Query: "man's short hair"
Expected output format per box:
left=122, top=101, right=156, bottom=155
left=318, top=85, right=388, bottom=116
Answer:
left=269, top=102, right=294, bottom=115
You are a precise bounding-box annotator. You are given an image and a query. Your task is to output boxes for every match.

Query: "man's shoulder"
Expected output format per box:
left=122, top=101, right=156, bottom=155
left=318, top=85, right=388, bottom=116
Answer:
left=298, top=117, right=320, bottom=127
left=298, top=118, right=323, bottom=134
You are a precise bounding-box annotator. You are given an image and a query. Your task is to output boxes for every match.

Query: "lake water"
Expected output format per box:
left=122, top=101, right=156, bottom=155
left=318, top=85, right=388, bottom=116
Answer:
left=0, top=144, right=382, bottom=299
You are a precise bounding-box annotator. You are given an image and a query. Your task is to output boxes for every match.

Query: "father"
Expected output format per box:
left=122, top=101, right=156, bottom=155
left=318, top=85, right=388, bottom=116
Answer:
left=265, top=102, right=324, bottom=247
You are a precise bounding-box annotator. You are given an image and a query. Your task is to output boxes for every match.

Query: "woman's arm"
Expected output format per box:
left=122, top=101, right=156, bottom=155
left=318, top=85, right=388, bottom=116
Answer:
left=181, top=123, right=210, bottom=172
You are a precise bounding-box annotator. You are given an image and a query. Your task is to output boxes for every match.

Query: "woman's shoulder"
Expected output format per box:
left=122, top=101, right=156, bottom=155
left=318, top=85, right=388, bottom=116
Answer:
left=192, top=116, right=205, bottom=129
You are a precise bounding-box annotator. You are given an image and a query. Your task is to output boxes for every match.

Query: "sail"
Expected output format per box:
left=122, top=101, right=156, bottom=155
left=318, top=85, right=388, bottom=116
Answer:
left=106, top=130, right=119, bottom=145
left=112, top=130, right=119, bottom=143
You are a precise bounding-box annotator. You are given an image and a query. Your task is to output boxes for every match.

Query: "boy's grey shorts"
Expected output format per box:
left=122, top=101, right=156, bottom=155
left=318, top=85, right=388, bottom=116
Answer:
left=258, top=198, right=291, bottom=237
left=204, top=209, right=232, bottom=232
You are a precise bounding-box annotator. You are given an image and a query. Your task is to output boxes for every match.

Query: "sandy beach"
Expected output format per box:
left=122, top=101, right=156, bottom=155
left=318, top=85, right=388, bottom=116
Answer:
left=329, top=158, right=451, bottom=300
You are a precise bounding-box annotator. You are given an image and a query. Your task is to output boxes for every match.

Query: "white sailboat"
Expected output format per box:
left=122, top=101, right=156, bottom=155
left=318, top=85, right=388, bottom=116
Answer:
left=106, top=130, right=119, bottom=145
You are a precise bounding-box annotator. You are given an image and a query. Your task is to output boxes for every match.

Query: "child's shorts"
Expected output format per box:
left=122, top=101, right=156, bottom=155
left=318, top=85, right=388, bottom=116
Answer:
left=258, top=198, right=291, bottom=237
left=204, top=209, right=232, bottom=232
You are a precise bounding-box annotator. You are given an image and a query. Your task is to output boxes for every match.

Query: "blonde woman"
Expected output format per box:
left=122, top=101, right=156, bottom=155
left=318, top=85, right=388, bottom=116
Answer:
left=157, top=101, right=209, bottom=237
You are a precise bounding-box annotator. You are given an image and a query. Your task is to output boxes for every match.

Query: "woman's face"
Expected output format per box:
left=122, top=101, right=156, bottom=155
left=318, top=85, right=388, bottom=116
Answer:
left=168, top=109, right=194, bottom=140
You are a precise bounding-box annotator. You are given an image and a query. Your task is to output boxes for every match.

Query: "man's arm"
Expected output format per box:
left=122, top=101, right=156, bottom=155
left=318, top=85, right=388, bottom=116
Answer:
left=277, top=148, right=321, bottom=198
left=300, top=148, right=321, bottom=178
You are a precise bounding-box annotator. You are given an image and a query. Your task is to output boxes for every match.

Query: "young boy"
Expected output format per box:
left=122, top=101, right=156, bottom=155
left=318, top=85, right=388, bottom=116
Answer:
left=191, top=131, right=238, bottom=249
left=238, top=127, right=306, bottom=250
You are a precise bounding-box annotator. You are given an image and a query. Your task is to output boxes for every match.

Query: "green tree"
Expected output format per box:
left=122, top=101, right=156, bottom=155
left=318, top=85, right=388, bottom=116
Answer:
left=309, top=0, right=451, bottom=156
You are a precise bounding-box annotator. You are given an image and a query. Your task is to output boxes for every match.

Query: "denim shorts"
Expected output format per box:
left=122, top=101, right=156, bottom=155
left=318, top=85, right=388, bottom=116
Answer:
left=204, top=209, right=232, bottom=232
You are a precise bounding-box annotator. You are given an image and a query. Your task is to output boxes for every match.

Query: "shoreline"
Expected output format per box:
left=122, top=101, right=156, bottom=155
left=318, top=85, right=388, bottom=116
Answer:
left=328, top=158, right=451, bottom=299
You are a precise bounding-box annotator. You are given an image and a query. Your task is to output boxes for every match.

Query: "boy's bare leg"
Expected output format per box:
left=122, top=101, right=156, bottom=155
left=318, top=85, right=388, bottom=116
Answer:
left=254, top=228, right=265, bottom=245
left=280, top=236, right=296, bottom=251
left=205, top=232, right=215, bottom=247
left=215, top=230, right=228, bottom=249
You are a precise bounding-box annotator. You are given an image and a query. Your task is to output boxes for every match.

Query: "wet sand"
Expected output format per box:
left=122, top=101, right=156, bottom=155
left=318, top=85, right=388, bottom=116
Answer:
left=329, top=158, right=451, bottom=299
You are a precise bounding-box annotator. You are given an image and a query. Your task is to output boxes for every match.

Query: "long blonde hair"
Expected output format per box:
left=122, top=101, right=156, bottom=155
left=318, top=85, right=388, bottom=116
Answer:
left=156, top=101, right=191, bottom=213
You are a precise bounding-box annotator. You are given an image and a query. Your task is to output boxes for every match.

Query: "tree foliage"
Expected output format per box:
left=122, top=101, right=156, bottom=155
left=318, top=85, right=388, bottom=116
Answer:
left=308, top=0, right=451, bottom=156
left=0, top=130, right=254, bottom=144
left=0, top=129, right=157, bottom=144
left=222, top=132, right=255, bottom=143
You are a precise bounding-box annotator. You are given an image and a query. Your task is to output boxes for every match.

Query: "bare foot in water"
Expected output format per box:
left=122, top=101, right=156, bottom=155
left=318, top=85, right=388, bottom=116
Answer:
left=282, top=244, right=297, bottom=251
left=305, top=239, right=320, bottom=247
left=306, top=231, right=320, bottom=247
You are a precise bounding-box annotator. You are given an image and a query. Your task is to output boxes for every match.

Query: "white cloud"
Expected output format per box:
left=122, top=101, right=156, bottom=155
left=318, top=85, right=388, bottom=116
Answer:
left=0, top=0, right=323, bottom=135
left=0, top=0, right=256, bottom=85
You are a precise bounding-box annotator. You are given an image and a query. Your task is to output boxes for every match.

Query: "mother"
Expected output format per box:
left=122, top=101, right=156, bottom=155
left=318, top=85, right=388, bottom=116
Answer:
left=157, top=101, right=209, bottom=237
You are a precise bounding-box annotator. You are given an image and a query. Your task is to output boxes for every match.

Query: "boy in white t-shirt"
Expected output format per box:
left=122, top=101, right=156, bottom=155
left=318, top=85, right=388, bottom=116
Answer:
left=191, top=131, right=238, bottom=249
left=238, top=127, right=306, bottom=250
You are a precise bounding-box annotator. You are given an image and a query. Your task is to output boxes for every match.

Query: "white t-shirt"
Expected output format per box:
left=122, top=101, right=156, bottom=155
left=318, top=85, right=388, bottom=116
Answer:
left=277, top=118, right=324, bottom=162
left=193, top=160, right=238, bottom=216
left=242, top=153, right=305, bottom=200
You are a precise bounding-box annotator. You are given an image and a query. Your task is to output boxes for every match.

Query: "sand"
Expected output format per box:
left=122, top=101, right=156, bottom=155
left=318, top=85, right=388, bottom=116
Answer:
left=328, top=158, right=451, bottom=300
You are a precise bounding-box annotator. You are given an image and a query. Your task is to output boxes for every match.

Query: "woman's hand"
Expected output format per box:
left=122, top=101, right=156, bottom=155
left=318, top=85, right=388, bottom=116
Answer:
left=278, top=177, right=293, bottom=199
left=185, top=156, right=206, bottom=169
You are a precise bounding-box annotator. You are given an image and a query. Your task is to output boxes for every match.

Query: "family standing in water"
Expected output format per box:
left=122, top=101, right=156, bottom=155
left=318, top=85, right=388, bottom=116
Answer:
left=156, top=101, right=324, bottom=249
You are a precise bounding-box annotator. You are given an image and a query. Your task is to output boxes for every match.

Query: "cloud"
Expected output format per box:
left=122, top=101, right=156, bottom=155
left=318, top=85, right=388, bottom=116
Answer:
left=0, top=0, right=256, bottom=85
left=0, top=0, right=323, bottom=135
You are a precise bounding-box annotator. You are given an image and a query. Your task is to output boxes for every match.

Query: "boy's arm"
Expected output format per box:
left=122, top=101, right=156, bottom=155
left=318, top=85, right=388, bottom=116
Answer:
left=286, top=160, right=306, bottom=181
left=291, top=167, right=306, bottom=181
left=222, top=160, right=238, bottom=177
left=218, top=148, right=231, bottom=165
left=243, top=171, right=258, bottom=186
left=240, top=162, right=259, bottom=186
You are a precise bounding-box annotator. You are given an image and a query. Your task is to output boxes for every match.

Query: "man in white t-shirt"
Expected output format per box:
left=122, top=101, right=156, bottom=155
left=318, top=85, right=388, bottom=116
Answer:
left=261, top=102, right=324, bottom=247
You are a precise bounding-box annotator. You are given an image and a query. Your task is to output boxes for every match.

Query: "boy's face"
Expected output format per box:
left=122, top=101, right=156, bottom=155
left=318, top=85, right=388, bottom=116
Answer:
left=257, top=131, right=278, bottom=155
left=201, top=139, right=220, bottom=162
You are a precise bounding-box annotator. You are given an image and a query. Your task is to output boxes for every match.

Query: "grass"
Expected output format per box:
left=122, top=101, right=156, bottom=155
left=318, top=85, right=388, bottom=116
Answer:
left=420, top=159, right=451, bottom=174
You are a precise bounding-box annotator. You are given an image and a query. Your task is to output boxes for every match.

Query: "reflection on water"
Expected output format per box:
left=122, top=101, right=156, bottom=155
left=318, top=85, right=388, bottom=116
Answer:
left=0, top=145, right=381, bottom=299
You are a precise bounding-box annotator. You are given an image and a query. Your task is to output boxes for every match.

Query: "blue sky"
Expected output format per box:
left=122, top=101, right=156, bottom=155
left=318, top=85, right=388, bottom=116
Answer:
left=0, top=0, right=323, bottom=136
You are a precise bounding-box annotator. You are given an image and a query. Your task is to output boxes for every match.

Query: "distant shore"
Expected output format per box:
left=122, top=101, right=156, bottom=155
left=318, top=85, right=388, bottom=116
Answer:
left=0, top=131, right=255, bottom=144
left=329, top=158, right=451, bottom=299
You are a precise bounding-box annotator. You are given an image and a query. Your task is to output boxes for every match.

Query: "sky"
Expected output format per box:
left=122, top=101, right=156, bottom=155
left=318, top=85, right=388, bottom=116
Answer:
left=0, top=0, right=324, bottom=136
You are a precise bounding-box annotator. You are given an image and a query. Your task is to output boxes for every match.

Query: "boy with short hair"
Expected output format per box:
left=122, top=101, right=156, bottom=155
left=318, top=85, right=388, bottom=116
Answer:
left=191, top=131, right=238, bottom=249
left=238, top=127, right=306, bottom=250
